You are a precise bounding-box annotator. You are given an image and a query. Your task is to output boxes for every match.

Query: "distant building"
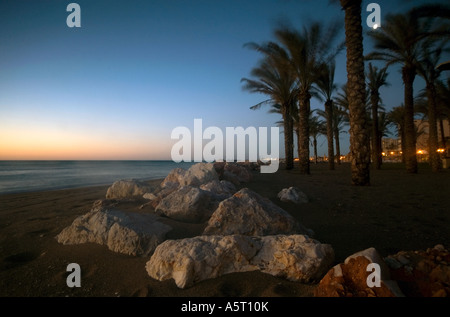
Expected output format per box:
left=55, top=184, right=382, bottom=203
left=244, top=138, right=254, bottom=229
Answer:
left=414, top=119, right=450, bottom=156
left=382, top=119, right=449, bottom=162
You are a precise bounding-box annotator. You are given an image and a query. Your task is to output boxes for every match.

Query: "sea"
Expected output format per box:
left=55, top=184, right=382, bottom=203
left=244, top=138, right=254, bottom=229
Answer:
left=0, top=160, right=195, bottom=195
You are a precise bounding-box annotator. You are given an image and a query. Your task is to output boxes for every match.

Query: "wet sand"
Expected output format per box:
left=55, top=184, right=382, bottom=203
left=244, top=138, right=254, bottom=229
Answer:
left=0, top=162, right=448, bottom=297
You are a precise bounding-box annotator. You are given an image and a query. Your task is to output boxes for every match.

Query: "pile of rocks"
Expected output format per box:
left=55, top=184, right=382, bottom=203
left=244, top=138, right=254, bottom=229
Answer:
left=56, top=162, right=336, bottom=289
left=314, top=248, right=404, bottom=297
left=56, top=162, right=447, bottom=295
left=314, top=244, right=450, bottom=297
left=147, top=234, right=334, bottom=288
left=384, top=244, right=450, bottom=297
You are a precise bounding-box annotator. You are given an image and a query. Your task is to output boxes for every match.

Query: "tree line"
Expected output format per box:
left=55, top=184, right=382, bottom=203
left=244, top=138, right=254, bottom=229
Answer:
left=242, top=0, right=450, bottom=185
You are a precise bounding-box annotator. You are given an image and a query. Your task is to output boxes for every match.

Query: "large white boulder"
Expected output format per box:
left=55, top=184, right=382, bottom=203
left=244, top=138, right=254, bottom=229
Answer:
left=146, top=234, right=334, bottom=288
left=56, top=204, right=172, bottom=257
left=203, top=188, right=313, bottom=236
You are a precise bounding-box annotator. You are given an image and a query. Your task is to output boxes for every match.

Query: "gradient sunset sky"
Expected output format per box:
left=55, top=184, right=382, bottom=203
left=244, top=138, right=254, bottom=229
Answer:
left=1, top=0, right=448, bottom=160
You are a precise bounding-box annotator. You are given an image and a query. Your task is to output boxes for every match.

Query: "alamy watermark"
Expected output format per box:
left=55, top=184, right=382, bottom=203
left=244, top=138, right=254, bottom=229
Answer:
left=171, top=119, right=280, bottom=173
left=66, top=3, right=381, bottom=29
left=367, top=3, right=381, bottom=29
left=66, top=263, right=81, bottom=287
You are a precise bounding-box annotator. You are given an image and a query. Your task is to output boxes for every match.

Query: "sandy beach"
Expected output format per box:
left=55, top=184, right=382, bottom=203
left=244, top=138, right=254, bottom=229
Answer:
left=0, top=162, right=449, bottom=297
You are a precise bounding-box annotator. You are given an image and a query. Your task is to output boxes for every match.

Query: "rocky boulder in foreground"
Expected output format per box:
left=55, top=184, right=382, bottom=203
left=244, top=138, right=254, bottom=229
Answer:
left=146, top=234, right=334, bottom=288
left=56, top=202, right=172, bottom=257
left=203, top=188, right=313, bottom=236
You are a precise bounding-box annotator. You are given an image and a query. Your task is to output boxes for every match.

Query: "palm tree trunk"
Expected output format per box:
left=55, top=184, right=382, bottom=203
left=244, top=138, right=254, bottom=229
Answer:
left=377, top=128, right=383, bottom=167
left=426, top=83, right=441, bottom=172
left=313, top=137, right=318, bottom=164
left=325, top=99, right=335, bottom=170
left=335, top=126, right=341, bottom=164
left=370, top=92, right=381, bottom=169
left=341, top=0, right=370, bottom=185
left=439, top=118, right=446, bottom=149
left=298, top=93, right=311, bottom=174
left=402, top=66, right=418, bottom=173
left=282, top=109, right=294, bottom=170
left=400, top=126, right=406, bottom=163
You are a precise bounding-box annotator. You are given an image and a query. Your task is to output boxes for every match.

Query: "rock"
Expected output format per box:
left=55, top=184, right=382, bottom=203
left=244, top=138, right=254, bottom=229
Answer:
left=146, top=234, right=334, bottom=288
left=384, top=256, right=402, bottom=270
left=223, top=162, right=252, bottom=183
left=143, top=193, right=157, bottom=200
left=161, top=163, right=219, bottom=189
left=314, top=248, right=404, bottom=297
left=222, top=170, right=241, bottom=186
left=387, top=246, right=450, bottom=297
left=155, top=186, right=218, bottom=223
left=199, top=180, right=236, bottom=200
left=203, top=188, right=312, bottom=236
left=161, top=168, right=187, bottom=189
left=56, top=205, right=172, bottom=257
left=106, top=180, right=154, bottom=199
left=254, top=235, right=334, bottom=283
left=277, top=187, right=309, bottom=204
left=397, top=254, right=410, bottom=265
left=213, top=161, right=226, bottom=176
left=434, top=244, right=446, bottom=252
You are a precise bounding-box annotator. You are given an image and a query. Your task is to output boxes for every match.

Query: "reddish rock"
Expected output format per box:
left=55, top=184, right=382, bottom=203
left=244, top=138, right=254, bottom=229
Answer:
left=386, top=245, right=450, bottom=297
left=315, top=248, right=404, bottom=297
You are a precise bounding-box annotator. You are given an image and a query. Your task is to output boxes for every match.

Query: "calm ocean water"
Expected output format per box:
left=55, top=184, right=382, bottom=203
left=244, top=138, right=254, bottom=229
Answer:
left=0, top=161, right=195, bottom=195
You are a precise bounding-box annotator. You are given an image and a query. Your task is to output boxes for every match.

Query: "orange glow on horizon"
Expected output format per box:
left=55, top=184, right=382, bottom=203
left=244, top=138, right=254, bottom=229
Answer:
left=0, top=128, right=172, bottom=160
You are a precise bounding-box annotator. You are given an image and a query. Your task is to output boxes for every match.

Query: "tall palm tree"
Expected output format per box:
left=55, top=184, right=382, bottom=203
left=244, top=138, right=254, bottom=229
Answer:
left=415, top=43, right=446, bottom=172
left=313, top=61, right=338, bottom=170
left=366, top=13, right=419, bottom=173
left=366, top=4, right=450, bottom=173
left=275, top=21, right=343, bottom=175
left=339, top=0, right=370, bottom=185
left=366, top=63, right=389, bottom=169
left=241, top=42, right=298, bottom=170
left=436, top=78, right=450, bottom=151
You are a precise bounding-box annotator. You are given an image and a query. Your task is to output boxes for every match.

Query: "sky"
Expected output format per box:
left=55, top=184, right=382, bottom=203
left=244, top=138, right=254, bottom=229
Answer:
left=0, top=0, right=448, bottom=160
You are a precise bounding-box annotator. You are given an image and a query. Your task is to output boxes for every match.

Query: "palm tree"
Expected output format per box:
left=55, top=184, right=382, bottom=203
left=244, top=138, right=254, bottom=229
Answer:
left=274, top=21, right=343, bottom=175
left=309, top=112, right=326, bottom=164
left=313, top=61, right=338, bottom=170
left=415, top=43, right=446, bottom=172
left=436, top=78, right=450, bottom=151
left=387, top=105, right=406, bottom=163
left=241, top=42, right=298, bottom=170
left=366, top=63, right=389, bottom=169
left=333, top=105, right=348, bottom=165
left=366, top=4, right=450, bottom=173
left=338, top=0, right=370, bottom=185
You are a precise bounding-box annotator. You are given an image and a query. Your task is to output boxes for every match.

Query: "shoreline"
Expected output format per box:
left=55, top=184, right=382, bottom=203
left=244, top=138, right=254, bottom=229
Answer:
left=0, top=162, right=449, bottom=296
